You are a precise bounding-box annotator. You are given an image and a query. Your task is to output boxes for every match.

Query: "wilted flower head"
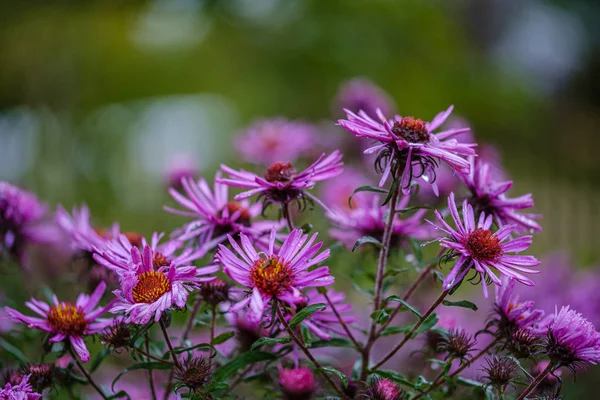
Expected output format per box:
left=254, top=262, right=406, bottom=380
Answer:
left=99, top=318, right=131, bottom=351
left=338, top=106, right=476, bottom=193
left=334, top=78, right=395, bottom=118
left=174, top=357, right=212, bottom=391
left=0, top=182, right=55, bottom=261
left=200, top=278, right=231, bottom=307
left=0, top=374, right=42, bottom=400
left=460, top=156, right=541, bottom=233
left=278, top=366, right=316, bottom=400
left=165, top=173, right=282, bottom=253
left=428, top=193, right=540, bottom=297
left=235, top=118, right=316, bottom=165
left=436, top=328, right=476, bottom=362
left=216, top=228, right=334, bottom=321
left=480, top=356, right=517, bottom=392
left=20, top=364, right=53, bottom=392
left=4, top=282, right=114, bottom=362
left=219, top=151, right=343, bottom=211
left=108, top=241, right=218, bottom=325
left=543, top=306, right=600, bottom=372
left=366, top=378, right=407, bottom=400
left=326, top=192, right=433, bottom=250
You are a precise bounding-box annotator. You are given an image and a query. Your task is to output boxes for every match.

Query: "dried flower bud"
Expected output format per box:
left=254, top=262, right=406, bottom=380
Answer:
left=366, top=378, right=407, bottom=400
left=200, top=279, right=230, bottom=307
left=2, top=369, right=23, bottom=386
left=507, top=328, right=540, bottom=359
left=436, top=328, right=476, bottom=362
left=21, top=363, right=53, bottom=391
left=278, top=366, right=316, bottom=400
left=481, top=356, right=517, bottom=392
left=99, top=319, right=131, bottom=351
left=174, top=357, right=212, bottom=390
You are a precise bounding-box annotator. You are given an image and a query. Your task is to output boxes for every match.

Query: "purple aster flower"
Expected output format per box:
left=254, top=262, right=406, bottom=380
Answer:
left=0, top=374, right=42, bottom=400
left=278, top=365, right=316, bottom=400
left=338, top=106, right=476, bottom=194
left=4, top=282, right=114, bottom=362
left=56, top=205, right=120, bottom=254
left=235, top=118, right=316, bottom=165
left=165, top=173, right=283, bottom=253
left=216, top=228, right=334, bottom=320
left=0, top=182, right=56, bottom=261
left=427, top=193, right=540, bottom=297
left=219, top=151, right=343, bottom=211
left=164, top=153, right=199, bottom=189
left=460, top=156, right=542, bottom=233
left=334, top=78, right=395, bottom=119
left=494, top=277, right=544, bottom=331
left=326, top=192, right=433, bottom=250
left=107, top=241, right=218, bottom=325
left=319, top=167, right=370, bottom=212
left=543, top=306, right=600, bottom=372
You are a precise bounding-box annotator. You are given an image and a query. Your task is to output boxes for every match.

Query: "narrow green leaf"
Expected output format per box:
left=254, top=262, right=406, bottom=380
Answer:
left=213, top=351, right=276, bottom=382
left=456, top=377, right=484, bottom=387
left=352, top=236, right=384, bottom=252
left=384, top=295, right=422, bottom=318
left=370, top=309, right=389, bottom=325
left=211, top=331, right=235, bottom=345
left=412, top=313, right=439, bottom=337
left=442, top=300, right=478, bottom=311
left=349, top=186, right=387, bottom=208
left=371, top=369, right=415, bottom=388
left=288, top=303, right=326, bottom=329
left=250, top=337, right=292, bottom=352
left=379, top=325, right=411, bottom=337
left=396, top=205, right=434, bottom=214
left=381, top=179, right=400, bottom=206
left=90, top=348, right=109, bottom=373
left=112, top=362, right=172, bottom=391
left=0, top=338, right=28, bottom=363
left=317, top=366, right=348, bottom=389
left=172, top=342, right=213, bottom=355
left=310, top=338, right=355, bottom=349
left=106, top=390, right=131, bottom=400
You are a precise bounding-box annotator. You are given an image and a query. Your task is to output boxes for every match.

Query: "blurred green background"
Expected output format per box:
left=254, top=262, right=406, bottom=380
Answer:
left=1, top=0, right=600, bottom=397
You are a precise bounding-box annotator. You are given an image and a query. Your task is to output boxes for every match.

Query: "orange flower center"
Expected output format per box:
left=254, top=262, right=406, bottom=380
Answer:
left=249, top=256, right=293, bottom=297
left=132, top=271, right=171, bottom=303
left=464, top=228, right=502, bottom=261
left=391, top=117, right=430, bottom=143
left=264, top=162, right=296, bottom=183
left=223, top=201, right=251, bottom=224
left=47, top=303, right=87, bottom=336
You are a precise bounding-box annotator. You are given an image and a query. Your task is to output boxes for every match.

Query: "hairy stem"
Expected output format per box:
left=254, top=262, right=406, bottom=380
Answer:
left=516, top=362, right=554, bottom=400
left=210, top=305, right=217, bottom=359
left=282, top=202, right=295, bottom=231
left=134, top=347, right=176, bottom=366
left=371, top=289, right=449, bottom=371
left=275, top=301, right=349, bottom=399
left=69, top=348, right=108, bottom=400
left=159, top=320, right=181, bottom=369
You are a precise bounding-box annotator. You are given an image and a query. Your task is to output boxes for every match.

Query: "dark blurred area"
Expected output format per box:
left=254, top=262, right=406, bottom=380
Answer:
left=1, top=0, right=600, bottom=396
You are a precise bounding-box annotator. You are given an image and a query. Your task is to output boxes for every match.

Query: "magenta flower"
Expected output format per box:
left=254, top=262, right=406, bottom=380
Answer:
left=0, top=374, right=42, bottom=400
left=216, top=228, right=334, bottom=320
left=278, top=365, right=316, bottom=400
left=326, top=192, right=433, bottom=250
left=4, top=282, right=114, bottom=362
left=544, top=306, right=600, bottom=371
left=0, top=182, right=56, bottom=261
left=165, top=173, right=283, bottom=253
left=428, top=193, right=540, bottom=297
left=494, top=276, right=544, bottom=332
left=56, top=205, right=120, bottom=254
left=164, top=154, right=199, bottom=189
left=319, top=167, right=370, bottom=212
left=108, top=242, right=218, bottom=324
left=338, top=106, right=476, bottom=194
left=367, top=378, right=405, bottom=400
left=460, top=156, right=541, bottom=233
left=334, top=78, right=395, bottom=118
left=219, top=151, right=343, bottom=210
left=235, top=118, right=316, bottom=165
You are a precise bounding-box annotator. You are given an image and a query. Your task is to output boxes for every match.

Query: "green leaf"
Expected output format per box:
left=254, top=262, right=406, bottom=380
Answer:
left=106, top=391, right=131, bottom=400
left=349, top=186, right=387, bottom=208
left=112, top=362, right=172, bottom=391
left=172, top=342, right=213, bottom=355
left=379, top=325, right=411, bottom=337
left=90, top=348, right=109, bottom=373
left=211, top=331, right=235, bottom=345
left=456, top=377, right=485, bottom=387
left=413, top=313, right=439, bottom=337
left=0, top=338, right=29, bottom=363
left=370, top=309, right=389, bottom=325
left=310, top=338, right=355, bottom=349
left=396, top=205, right=434, bottom=214
left=213, top=351, right=276, bottom=382
left=414, top=375, right=431, bottom=390
left=384, top=295, right=422, bottom=318
left=352, top=236, right=384, bottom=252
left=408, top=237, right=423, bottom=262
left=442, top=300, right=478, bottom=311
left=250, top=337, right=292, bottom=352
left=288, top=303, right=326, bottom=329
left=317, top=366, right=348, bottom=388
left=381, top=179, right=400, bottom=206
left=371, top=370, right=415, bottom=388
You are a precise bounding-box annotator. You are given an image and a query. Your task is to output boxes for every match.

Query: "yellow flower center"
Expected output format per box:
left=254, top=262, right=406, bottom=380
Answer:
left=132, top=270, right=172, bottom=303
left=249, top=256, right=292, bottom=297
left=47, top=303, right=87, bottom=336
